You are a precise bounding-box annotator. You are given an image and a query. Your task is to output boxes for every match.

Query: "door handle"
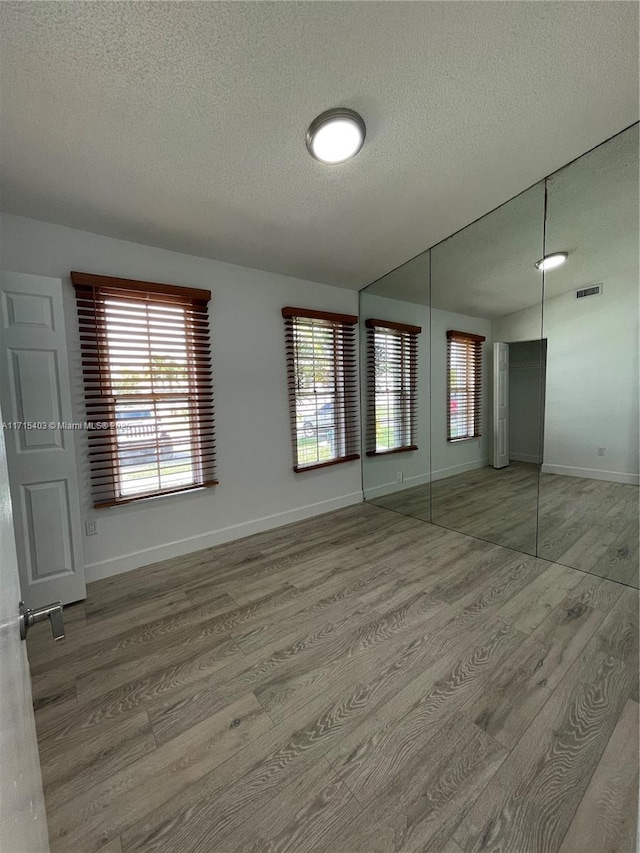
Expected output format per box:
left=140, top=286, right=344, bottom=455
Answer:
left=19, top=600, right=65, bottom=643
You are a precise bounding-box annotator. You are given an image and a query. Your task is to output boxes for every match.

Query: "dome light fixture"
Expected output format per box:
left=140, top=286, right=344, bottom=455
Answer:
left=535, top=252, right=568, bottom=271
left=306, top=108, right=366, bottom=165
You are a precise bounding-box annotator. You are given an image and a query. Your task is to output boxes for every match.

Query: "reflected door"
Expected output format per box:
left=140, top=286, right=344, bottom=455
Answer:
left=493, top=342, right=509, bottom=468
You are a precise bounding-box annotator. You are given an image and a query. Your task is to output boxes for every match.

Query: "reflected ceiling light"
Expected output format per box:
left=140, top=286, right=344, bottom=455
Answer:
left=535, top=252, right=568, bottom=271
left=306, top=108, right=366, bottom=165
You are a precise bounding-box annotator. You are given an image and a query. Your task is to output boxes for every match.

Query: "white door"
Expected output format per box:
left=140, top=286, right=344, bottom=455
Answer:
left=0, top=272, right=86, bottom=607
left=0, top=399, right=50, bottom=852
left=493, top=342, right=509, bottom=468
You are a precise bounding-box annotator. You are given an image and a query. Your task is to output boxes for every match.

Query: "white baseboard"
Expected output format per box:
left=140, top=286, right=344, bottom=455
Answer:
left=364, top=473, right=430, bottom=500
left=431, top=458, right=489, bottom=482
left=364, top=458, right=489, bottom=499
left=85, top=491, right=364, bottom=583
left=510, top=452, right=542, bottom=464
left=541, top=464, right=639, bottom=486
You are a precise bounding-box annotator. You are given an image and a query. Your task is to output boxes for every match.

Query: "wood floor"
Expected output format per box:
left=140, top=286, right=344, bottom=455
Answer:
left=27, top=503, right=639, bottom=853
left=369, top=463, right=639, bottom=587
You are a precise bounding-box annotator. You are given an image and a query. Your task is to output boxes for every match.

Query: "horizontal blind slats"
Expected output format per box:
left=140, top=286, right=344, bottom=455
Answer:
left=366, top=323, right=420, bottom=455
left=447, top=331, right=483, bottom=441
left=283, top=308, right=360, bottom=471
left=73, top=272, right=217, bottom=507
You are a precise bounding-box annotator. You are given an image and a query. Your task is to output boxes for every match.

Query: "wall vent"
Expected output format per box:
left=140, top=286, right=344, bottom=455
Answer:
left=575, top=284, right=603, bottom=300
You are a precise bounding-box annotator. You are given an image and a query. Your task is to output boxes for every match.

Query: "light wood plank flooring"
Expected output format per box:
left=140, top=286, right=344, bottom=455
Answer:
left=369, top=463, right=639, bottom=587
left=27, top=504, right=639, bottom=853
left=538, top=471, right=639, bottom=586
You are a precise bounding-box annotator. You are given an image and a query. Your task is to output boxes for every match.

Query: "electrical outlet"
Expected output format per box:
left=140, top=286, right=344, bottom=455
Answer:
left=597, top=447, right=606, bottom=457
left=85, top=519, right=98, bottom=536
left=396, top=471, right=404, bottom=483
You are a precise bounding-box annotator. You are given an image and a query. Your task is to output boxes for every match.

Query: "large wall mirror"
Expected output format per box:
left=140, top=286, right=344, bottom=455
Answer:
left=431, top=181, right=545, bottom=555
left=360, top=251, right=430, bottom=519
left=360, top=124, right=638, bottom=589
left=536, top=125, right=639, bottom=584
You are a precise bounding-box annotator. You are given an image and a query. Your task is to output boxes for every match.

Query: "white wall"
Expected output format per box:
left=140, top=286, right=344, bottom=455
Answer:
left=430, top=308, right=492, bottom=480
left=0, top=213, right=363, bottom=580
left=359, top=293, right=429, bottom=499
left=493, top=271, right=639, bottom=484
left=492, top=301, right=541, bottom=344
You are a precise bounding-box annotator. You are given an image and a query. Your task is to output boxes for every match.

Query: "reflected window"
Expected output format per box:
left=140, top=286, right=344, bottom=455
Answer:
left=72, top=272, right=217, bottom=507
left=282, top=307, right=360, bottom=471
left=447, top=330, right=485, bottom=441
left=366, top=319, right=421, bottom=456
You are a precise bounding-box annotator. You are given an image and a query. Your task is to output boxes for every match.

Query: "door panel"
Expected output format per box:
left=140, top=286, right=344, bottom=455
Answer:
left=0, top=272, right=86, bottom=607
left=0, top=399, right=50, bottom=852
left=20, top=481, right=74, bottom=582
left=9, top=348, right=65, bottom=449
left=3, top=289, right=55, bottom=330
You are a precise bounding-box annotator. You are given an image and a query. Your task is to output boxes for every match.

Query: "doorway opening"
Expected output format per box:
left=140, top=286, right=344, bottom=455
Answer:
left=493, top=338, right=547, bottom=470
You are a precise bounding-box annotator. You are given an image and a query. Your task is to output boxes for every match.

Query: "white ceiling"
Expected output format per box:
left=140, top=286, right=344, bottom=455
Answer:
left=1, top=2, right=638, bottom=290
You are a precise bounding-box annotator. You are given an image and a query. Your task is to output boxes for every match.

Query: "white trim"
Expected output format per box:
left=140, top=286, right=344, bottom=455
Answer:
left=364, top=458, right=490, bottom=500
left=85, top=491, right=363, bottom=582
left=541, top=464, right=639, bottom=486
left=364, top=473, right=430, bottom=500
left=509, top=452, right=542, bottom=464
left=431, top=458, right=489, bottom=482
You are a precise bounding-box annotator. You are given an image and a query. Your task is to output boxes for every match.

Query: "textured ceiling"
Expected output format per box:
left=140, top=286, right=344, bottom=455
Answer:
left=1, top=2, right=638, bottom=290
left=365, top=124, right=639, bottom=319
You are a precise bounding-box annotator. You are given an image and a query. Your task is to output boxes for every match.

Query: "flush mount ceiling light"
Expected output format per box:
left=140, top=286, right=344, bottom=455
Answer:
left=535, top=252, right=568, bottom=271
left=306, top=108, right=366, bottom=165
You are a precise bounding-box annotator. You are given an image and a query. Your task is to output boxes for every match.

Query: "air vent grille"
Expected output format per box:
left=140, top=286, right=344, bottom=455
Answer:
left=576, top=284, right=603, bottom=299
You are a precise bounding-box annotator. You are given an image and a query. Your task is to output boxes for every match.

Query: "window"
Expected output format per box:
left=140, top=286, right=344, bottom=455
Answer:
left=366, top=319, right=421, bottom=456
left=72, top=272, right=217, bottom=507
left=447, top=329, right=486, bottom=441
left=282, top=307, right=360, bottom=472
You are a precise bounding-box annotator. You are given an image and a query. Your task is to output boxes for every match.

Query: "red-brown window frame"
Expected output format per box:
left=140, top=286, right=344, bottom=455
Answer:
left=366, top=318, right=421, bottom=457
left=72, top=271, right=217, bottom=507
left=446, top=329, right=485, bottom=442
left=282, top=307, right=360, bottom=472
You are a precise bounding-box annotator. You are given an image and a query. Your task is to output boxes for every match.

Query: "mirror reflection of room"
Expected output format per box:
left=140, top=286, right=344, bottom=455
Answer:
left=430, top=181, right=544, bottom=555
left=360, top=124, right=638, bottom=589
left=361, top=251, right=430, bottom=519
left=536, top=125, right=639, bottom=585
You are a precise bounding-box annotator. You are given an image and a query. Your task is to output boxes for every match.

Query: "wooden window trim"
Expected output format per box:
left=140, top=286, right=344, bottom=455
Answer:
left=446, top=330, right=486, bottom=343
left=366, top=445, right=419, bottom=458
left=282, top=307, right=360, bottom=472
left=293, top=454, right=361, bottom=473
left=94, top=480, right=218, bottom=509
left=366, top=319, right=421, bottom=456
left=446, top=329, right=485, bottom=442
left=72, top=271, right=217, bottom=507
left=365, top=318, right=422, bottom=335
left=71, top=271, right=211, bottom=303
left=282, top=306, right=358, bottom=325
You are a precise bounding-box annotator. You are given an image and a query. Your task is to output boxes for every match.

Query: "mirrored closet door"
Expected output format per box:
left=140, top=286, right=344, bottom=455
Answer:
left=360, top=124, right=639, bottom=589
left=536, top=124, right=639, bottom=586
left=360, top=251, right=430, bottom=518
left=429, top=181, right=545, bottom=555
